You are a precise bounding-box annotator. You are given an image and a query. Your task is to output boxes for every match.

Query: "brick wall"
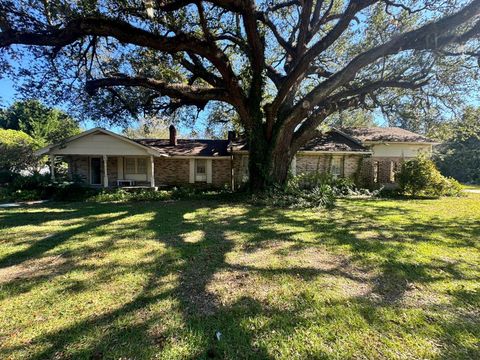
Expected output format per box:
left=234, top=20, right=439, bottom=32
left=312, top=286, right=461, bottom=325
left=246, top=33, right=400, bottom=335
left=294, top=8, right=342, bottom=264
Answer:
left=358, top=156, right=404, bottom=188
left=154, top=158, right=190, bottom=185
left=70, top=156, right=89, bottom=183
left=296, top=154, right=363, bottom=178
left=212, top=158, right=231, bottom=188
left=296, top=154, right=330, bottom=174
left=153, top=157, right=231, bottom=188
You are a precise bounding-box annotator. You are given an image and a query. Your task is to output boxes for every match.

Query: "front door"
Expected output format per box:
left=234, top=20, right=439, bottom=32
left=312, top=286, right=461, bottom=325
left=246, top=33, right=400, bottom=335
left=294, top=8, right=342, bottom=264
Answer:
left=90, top=157, right=102, bottom=185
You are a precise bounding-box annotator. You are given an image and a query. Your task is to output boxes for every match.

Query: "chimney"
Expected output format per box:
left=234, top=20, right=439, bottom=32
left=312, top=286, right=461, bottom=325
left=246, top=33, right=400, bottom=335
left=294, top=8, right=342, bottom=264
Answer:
left=227, top=130, right=237, bottom=142
left=169, top=125, right=177, bottom=146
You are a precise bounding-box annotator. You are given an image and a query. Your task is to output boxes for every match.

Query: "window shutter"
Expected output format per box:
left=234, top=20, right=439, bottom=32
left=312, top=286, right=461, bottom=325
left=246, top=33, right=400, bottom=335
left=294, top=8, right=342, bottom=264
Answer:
left=189, top=159, right=195, bottom=183
left=206, top=159, right=212, bottom=184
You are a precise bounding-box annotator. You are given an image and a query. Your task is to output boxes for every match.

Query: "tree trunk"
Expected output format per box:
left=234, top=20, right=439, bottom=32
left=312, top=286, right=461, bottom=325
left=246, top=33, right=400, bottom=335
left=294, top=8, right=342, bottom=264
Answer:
left=247, top=118, right=294, bottom=192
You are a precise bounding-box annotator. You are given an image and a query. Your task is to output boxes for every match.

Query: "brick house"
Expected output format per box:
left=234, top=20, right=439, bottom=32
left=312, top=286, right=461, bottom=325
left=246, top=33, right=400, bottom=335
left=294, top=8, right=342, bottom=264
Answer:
left=35, top=126, right=436, bottom=189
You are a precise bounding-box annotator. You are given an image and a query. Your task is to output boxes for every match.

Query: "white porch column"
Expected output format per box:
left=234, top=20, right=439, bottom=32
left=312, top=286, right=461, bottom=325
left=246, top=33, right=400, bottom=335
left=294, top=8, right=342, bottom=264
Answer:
left=103, top=155, right=108, bottom=188
left=49, top=154, right=55, bottom=181
left=150, top=155, right=156, bottom=188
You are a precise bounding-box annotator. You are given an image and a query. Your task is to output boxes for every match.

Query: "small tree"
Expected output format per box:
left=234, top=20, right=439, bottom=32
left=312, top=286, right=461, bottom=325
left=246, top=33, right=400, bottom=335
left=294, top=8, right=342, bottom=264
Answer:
left=0, top=129, right=39, bottom=176
left=397, top=155, right=462, bottom=197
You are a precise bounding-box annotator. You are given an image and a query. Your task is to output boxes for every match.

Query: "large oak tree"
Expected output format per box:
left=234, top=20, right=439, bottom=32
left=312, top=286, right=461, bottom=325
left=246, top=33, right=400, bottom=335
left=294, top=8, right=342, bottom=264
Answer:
left=1, top=0, right=480, bottom=190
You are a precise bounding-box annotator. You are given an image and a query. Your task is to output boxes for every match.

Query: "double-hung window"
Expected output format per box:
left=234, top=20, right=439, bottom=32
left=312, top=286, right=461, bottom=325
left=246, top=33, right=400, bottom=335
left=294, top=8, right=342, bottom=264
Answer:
left=125, top=158, right=147, bottom=174
left=330, top=157, right=342, bottom=178
left=195, top=159, right=207, bottom=182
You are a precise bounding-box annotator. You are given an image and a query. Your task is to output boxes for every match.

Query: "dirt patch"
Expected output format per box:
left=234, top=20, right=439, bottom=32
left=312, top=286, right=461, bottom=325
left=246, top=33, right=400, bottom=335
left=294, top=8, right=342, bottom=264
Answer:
left=0, top=255, right=65, bottom=284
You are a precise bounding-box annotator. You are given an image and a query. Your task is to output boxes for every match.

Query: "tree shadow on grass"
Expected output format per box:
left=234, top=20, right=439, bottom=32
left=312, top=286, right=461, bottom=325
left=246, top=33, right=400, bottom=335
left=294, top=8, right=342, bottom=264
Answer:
left=0, top=198, right=478, bottom=359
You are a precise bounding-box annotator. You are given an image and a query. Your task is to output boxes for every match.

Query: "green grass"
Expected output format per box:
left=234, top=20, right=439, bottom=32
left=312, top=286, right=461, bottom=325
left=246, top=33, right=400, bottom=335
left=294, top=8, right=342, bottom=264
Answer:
left=0, top=194, right=479, bottom=359
left=463, top=184, right=480, bottom=191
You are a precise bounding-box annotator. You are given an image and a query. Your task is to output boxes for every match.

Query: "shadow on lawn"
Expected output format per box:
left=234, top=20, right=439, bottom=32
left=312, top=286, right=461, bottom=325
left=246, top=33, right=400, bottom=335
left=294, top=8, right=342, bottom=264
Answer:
left=0, top=198, right=479, bottom=359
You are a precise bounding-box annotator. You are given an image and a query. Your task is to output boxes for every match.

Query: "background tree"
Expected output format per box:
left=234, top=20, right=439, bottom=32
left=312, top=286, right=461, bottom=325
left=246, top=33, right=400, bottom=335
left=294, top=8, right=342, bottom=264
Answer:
left=2, top=1, right=480, bottom=190
left=431, top=106, right=480, bottom=184
left=123, top=116, right=171, bottom=138
left=0, top=128, right=38, bottom=175
left=0, top=100, right=81, bottom=146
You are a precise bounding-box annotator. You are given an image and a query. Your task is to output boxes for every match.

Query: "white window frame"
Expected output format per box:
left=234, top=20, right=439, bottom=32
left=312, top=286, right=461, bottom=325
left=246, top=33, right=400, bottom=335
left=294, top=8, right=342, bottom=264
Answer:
left=330, top=157, right=342, bottom=178
left=90, top=157, right=102, bottom=185
left=124, top=157, right=147, bottom=175
left=195, top=159, right=207, bottom=182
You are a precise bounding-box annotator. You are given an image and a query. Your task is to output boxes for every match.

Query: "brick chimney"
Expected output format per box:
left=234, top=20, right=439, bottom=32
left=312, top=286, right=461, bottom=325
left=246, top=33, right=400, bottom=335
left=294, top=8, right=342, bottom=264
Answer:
left=169, top=125, right=177, bottom=146
left=227, top=130, right=237, bottom=142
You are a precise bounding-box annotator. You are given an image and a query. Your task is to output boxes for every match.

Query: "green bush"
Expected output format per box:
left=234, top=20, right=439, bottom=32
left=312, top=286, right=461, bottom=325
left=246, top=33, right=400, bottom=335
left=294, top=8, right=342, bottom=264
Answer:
left=251, top=173, right=375, bottom=209
left=2, top=173, right=96, bottom=202
left=397, top=155, right=463, bottom=198
left=87, top=186, right=234, bottom=203
left=89, top=188, right=173, bottom=202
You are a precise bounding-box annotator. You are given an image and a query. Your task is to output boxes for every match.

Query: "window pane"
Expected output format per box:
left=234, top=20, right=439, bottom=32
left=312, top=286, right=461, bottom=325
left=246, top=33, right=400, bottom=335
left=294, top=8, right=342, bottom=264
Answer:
left=330, top=157, right=342, bottom=176
left=125, top=158, right=135, bottom=173
left=196, top=159, right=206, bottom=174
left=137, top=158, right=147, bottom=174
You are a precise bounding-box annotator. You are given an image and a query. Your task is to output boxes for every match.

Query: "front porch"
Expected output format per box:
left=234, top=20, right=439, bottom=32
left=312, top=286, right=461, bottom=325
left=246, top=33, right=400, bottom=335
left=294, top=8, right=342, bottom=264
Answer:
left=50, top=154, right=158, bottom=189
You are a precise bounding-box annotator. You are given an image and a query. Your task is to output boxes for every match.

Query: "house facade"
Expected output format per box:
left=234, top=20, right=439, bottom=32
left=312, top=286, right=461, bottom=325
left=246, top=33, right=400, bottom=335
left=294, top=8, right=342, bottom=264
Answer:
left=35, top=126, right=436, bottom=190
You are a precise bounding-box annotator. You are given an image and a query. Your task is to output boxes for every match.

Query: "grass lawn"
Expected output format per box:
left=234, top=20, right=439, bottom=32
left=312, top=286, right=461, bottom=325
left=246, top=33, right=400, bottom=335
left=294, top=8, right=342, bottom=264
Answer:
left=463, top=184, right=480, bottom=191
left=0, top=194, right=479, bottom=359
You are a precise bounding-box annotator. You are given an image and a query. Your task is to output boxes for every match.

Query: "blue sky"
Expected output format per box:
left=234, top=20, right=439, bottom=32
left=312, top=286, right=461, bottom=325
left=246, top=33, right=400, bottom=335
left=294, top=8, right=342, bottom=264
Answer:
left=0, top=76, right=212, bottom=136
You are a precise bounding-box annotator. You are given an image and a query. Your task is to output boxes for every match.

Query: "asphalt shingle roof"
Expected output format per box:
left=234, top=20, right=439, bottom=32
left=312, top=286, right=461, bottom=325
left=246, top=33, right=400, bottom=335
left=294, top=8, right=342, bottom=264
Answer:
left=134, top=139, right=230, bottom=156
left=340, top=127, right=435, bottom=143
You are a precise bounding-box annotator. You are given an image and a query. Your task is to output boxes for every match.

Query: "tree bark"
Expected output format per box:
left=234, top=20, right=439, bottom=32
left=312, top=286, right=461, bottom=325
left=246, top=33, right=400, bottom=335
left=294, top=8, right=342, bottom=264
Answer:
left=246, top=114, right=295, bottom=192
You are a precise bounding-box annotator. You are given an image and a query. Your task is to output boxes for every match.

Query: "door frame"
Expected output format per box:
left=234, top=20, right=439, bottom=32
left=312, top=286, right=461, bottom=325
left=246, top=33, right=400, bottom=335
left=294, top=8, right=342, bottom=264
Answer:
left=89, top=156, right=102, bottom=185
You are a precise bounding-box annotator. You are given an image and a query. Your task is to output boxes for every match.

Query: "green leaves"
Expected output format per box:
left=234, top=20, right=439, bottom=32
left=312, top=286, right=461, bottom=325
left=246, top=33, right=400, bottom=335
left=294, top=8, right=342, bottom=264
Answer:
left=0, top=100, right=81, bottom=147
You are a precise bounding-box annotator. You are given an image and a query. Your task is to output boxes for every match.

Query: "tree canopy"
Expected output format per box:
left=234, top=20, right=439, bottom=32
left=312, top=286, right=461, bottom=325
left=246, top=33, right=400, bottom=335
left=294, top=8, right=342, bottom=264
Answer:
left=432, top=106, right=480, bottom=184
left=0, top=128, right=38, bottom=174
left=0, top=100, right=81, bottom=146
left=123, top=116, right=171, bottom=138
left=2, top=1, right=480, bottom=189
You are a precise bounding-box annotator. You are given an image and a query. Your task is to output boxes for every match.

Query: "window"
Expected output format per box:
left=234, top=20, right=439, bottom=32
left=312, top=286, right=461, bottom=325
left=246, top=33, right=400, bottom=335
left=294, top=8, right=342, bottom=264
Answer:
left=330, top=157, right=342, bottom=178
left=125, top=158, right=136, bottom=174
left=195, top=159, right=207, bottom=182
left=137, top=158, right=147, bottom=174
left=125, top=158, right=147, bottom=174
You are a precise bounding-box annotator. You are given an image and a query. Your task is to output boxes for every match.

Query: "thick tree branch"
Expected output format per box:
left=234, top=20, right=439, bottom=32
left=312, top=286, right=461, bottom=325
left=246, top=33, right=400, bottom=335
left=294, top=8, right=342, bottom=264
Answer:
left=272, top=0, right=378, bottom=114
left=85, top=76, right=230, bottom=106
left=287, top=0, right=480, bottom=126
left=290, top=78, right=430, bottom=150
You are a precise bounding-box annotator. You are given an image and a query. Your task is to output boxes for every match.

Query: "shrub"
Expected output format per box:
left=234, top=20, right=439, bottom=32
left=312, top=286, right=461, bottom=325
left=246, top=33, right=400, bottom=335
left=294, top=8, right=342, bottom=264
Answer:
left=397, top=155, right=463, bottom=197
left=89, top=188, right=172, bottom=202
left=51, top=182, right=98, bottom=201
left=251, top=173, right=374, bottom=209
left=287, top=172, right=364, bottom=196
left=2, top=173, right=95, bottom=202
